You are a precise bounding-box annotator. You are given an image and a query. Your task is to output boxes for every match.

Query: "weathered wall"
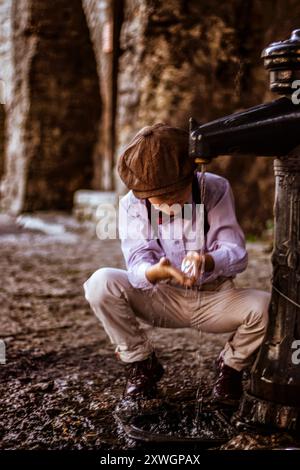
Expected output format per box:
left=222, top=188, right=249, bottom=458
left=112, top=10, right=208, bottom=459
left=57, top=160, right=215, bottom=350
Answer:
left=1, top=0, right=300, bottom=233
left=0, top=104, right=5, bottom=179
left=0, top=0, right=101, bottom=214
left=83, top=0, right=123, bottom=191
left=0, top=0, right=30, bottom=214
left=116, top=0, right=300, bottom=234
left=0, top=0, right=12, bottom=184
left=0, top=105, right=5, bottom=179
left=82, top=0, right=113, bottom=190
left=0, top=0, right=13, bottom=107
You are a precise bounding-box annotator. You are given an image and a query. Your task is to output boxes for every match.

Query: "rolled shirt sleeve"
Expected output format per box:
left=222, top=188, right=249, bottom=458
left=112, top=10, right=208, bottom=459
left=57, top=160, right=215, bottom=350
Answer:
left=205, top=178, right=248, bottom=280
left=118, top=194, right=165, bottom=289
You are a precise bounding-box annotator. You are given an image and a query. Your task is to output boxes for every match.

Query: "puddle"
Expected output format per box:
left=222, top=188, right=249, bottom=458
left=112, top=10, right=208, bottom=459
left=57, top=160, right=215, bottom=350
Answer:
left=114, top=388, right=236, bottom=448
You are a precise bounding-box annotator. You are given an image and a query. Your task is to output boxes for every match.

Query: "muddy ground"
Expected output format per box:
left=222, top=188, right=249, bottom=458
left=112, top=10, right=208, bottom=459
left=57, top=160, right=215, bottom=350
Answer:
left=0, top=213, right=298, bottom=450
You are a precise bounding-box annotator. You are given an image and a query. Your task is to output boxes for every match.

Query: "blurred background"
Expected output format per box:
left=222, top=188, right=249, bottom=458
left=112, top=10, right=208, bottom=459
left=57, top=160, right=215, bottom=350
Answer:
left=1, top=0, right=300, bottom=235
left=2, top=0, right=300, bottom=450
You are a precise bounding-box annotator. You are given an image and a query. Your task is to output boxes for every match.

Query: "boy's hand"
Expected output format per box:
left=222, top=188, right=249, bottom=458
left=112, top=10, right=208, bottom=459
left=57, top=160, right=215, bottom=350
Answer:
left=146, top=257, right=194, bottom=287
left=181, top=251, right=215, bottom=284
left=181, top=251, right=202, bottom=284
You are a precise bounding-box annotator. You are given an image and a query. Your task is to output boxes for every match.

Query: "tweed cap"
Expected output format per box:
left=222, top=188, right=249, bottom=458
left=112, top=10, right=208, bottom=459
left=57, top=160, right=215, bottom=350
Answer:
left=117, top=123, right=195, bottom=198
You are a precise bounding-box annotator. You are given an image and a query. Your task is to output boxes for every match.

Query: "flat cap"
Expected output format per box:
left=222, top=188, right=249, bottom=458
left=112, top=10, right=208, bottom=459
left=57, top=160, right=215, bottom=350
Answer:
left=117, top=123, right=195, bottom=198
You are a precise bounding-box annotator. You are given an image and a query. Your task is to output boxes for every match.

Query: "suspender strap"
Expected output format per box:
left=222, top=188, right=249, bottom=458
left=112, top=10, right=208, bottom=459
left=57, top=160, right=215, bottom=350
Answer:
left=145, top=198, right=160, bottom=239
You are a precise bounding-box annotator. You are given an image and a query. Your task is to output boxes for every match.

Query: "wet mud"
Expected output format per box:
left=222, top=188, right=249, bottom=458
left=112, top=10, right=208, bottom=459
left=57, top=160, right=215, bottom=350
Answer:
left=0, top=214, right=299, bottom=450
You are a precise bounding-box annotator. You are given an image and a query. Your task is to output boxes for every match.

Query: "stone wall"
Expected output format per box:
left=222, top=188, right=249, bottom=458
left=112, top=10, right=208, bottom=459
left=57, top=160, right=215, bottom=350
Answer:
left=0, top=83, right=4, bottom=179
left=1, top=0, right=300, bottom=233
left=0, top=0, right=101, bottom=213
left=83, top=0, right=123, bottom=191
left=0, top=105, right=5, bottom=178
left=0, top=0, right=12, bottom=185
left=116, top=0, right=300, bottom=234
left=82, top=0, right=110, bottom=190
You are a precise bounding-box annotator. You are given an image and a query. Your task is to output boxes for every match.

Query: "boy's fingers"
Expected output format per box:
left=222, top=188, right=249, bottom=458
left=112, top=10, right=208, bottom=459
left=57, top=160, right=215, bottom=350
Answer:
left=160, top=257, right=170, bottom=266
left=185, top=276, right=196, bottom=287
left=167, top=266, right=186, bottom=285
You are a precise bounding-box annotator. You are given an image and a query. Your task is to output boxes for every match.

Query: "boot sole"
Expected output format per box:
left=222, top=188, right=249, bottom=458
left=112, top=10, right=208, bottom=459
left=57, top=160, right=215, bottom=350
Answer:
left=211, top=394, right=241, bottom=407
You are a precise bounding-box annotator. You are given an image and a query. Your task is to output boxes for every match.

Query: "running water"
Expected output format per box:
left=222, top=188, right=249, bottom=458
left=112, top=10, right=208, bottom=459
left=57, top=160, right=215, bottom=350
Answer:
left=181, top=163, right=206, bottom=279
left=181, top=165, right=208, bottom=430
left=139, top=166, right=208, bottom=414
left=199, top=163, right=207, bottom=276
left=194, top=164, right=207, bottom=430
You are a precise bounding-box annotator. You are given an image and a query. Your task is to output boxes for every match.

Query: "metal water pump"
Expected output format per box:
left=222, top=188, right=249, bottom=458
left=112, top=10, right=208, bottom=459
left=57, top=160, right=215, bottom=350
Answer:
left=189, top=30, right=300, bottom=430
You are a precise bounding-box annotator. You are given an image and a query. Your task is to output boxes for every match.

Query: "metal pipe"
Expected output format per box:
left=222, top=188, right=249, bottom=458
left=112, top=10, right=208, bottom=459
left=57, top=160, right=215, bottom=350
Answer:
left=189, top=29, right=300, bottom=430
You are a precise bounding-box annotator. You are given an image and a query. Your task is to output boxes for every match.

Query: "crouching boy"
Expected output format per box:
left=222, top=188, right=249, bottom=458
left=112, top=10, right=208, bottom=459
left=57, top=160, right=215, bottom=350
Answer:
left=83, top=123, right=270, bottom=405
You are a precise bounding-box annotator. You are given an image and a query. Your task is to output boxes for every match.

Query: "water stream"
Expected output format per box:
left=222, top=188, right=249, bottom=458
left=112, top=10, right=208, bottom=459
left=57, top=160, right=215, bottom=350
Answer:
left=194, top=164, right=208, bottom=429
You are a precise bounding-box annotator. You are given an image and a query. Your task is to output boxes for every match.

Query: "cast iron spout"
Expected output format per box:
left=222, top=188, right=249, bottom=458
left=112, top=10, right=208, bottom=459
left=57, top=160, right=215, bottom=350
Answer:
left=189, top=96, right=300, bottom=161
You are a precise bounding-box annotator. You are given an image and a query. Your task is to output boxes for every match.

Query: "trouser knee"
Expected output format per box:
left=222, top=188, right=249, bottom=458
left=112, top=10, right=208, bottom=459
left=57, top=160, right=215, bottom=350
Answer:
left=247, top=290, right=270, bottom=330
left=83, top=267, right=120, bottom=307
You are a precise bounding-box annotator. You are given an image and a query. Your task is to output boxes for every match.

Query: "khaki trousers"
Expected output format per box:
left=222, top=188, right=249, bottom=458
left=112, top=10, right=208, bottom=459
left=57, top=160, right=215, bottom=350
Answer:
left=83, top=268, right=271, bottom=371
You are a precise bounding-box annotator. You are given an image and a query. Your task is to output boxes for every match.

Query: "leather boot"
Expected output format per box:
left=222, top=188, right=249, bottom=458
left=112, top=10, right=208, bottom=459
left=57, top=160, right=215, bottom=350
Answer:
left=212, top=358, right=243, bottom=406
left=123, top=352, right=164, bottom=399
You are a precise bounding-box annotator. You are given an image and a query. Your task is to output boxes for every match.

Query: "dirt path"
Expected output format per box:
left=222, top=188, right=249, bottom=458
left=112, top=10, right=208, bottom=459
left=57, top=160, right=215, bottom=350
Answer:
left=1, top=214, right=290, bottom=450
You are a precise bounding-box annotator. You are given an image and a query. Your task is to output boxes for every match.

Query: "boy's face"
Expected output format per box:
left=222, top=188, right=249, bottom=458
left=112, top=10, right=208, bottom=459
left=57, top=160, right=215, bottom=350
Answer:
left=148, top=183, right=192, bottom=215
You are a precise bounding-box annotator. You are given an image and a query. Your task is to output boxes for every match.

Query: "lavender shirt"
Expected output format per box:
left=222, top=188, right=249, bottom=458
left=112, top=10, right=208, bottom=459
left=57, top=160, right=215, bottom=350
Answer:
left=119, top=172, right=248, bottom=290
